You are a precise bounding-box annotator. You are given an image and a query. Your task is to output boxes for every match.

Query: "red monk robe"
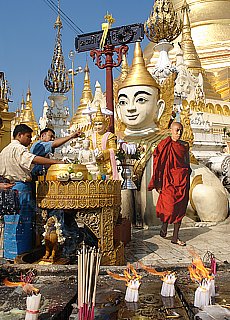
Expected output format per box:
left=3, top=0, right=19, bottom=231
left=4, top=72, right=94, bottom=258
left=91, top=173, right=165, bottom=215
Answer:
left=148, top=136, right=191, bottom=224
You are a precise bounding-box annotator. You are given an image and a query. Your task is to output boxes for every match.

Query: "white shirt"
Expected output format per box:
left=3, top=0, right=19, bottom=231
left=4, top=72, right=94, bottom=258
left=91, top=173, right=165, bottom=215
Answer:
left=0, top=140, right=36, bottom=182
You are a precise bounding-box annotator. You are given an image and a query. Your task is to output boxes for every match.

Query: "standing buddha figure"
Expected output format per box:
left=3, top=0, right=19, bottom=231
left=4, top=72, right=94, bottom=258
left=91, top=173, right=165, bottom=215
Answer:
left=90, top=103, right=119, bottom=180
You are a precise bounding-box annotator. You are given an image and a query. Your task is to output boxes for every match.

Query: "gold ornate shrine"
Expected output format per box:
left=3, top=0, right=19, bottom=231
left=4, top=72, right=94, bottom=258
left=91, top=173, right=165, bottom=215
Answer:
left=36, top=180, right=123, bottom=266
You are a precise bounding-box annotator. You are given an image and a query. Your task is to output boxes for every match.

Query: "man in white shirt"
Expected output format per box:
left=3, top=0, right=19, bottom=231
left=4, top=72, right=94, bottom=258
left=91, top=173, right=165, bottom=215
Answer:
left=0, top=124, right=63, bottom=257
left=0, top=124, right=63, bottom=182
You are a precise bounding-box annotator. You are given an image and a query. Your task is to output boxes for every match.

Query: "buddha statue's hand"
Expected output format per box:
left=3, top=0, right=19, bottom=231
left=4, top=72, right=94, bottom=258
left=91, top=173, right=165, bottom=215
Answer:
left=96, top=151, right=104, bottom=160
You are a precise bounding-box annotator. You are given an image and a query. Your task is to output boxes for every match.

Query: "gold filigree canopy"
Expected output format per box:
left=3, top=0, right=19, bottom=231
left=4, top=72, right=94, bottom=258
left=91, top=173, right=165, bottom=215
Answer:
left=44, top=9, right=70, bottom=93
left=118, top=42, right=158, bottom=90
left=144, top=0, right=182, bottom=43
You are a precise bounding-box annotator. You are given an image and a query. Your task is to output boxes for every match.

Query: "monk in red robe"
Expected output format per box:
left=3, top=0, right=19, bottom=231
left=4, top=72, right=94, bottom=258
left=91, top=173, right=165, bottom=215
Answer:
left=148, top=122, right=191, bottom=246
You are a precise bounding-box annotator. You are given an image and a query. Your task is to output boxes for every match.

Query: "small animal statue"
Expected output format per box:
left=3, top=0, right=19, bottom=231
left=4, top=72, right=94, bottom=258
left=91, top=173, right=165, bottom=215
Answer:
left=43, top=216, right=58, bottom=262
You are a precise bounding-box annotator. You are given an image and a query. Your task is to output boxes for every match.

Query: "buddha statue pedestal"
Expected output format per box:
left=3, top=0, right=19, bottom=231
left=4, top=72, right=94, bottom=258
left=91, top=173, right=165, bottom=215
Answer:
left=36, top=180, right=124, bottom=266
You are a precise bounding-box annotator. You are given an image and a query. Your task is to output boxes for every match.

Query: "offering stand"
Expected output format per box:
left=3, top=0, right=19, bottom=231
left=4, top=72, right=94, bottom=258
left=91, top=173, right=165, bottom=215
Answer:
left=36, top=165, right=124, bottom=265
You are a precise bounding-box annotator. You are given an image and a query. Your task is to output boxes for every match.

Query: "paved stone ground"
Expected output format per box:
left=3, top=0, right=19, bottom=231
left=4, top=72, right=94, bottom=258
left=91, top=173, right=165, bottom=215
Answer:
left=125, top=216, right=230, bottom=268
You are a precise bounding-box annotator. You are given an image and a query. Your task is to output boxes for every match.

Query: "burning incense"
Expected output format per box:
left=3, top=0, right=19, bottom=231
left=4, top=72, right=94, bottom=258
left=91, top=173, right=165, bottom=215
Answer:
left=77, top=243, right=101, bottom=320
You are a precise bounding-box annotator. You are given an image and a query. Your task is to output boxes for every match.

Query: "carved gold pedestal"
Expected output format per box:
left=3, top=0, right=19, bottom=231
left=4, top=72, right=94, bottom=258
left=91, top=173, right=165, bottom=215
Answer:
left=36, top=180, right=124, bottom=265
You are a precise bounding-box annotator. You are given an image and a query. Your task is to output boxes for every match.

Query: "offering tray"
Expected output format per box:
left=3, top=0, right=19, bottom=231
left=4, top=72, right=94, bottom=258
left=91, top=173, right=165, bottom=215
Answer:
left=46, top=163, right=88, bottom=181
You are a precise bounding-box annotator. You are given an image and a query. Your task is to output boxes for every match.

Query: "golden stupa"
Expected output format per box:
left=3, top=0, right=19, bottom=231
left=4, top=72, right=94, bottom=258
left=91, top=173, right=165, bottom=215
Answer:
left=20, top=87, right=39, bottom=136
left=144, top=0, right=230, bottom=101
left=70, top=62, right=93, bottom=128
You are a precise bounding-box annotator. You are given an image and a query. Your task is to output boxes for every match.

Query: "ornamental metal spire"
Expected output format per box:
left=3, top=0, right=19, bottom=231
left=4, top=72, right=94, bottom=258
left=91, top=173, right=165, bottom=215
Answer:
left=44, top=0, right=70, bottom=93
left=144, top=0, right=182, bottom=43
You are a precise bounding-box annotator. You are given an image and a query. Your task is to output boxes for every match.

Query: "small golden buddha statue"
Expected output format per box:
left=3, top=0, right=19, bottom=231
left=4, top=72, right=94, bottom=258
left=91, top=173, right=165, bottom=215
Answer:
left=90, top=103, right=119, bottom=179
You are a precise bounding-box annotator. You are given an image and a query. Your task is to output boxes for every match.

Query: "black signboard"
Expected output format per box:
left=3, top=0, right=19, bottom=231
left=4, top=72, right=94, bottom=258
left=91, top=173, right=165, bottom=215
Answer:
left=75, top=23, right=144, bottom=53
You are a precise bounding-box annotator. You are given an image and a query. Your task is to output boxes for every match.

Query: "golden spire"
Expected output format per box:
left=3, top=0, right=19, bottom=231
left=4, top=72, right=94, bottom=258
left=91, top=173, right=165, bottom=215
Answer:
left=80, top=62, right=93, bottom=105
left=12, top=107, right=21, bottom=127
left=118, top=42, right=158, bottom=90
left=114, top=53, right=129, bottom=104
left=180, top=1, right=221, bottom=100
left=26, top=86, right=31, bottom=102
left=20, top=96, right=25, bottom=111
left=19, top=96, right=25, bottom=121
left=44, top=1, right=70, bottom=94
left=71, top=62, right=93, bottom=127
left=180, top=1, right=202, bottom=75
left=144, top=0, right=182, bottom=43
left=120, top=53, right=129, bottom=83
left=20, top=89, right=38, bottom=135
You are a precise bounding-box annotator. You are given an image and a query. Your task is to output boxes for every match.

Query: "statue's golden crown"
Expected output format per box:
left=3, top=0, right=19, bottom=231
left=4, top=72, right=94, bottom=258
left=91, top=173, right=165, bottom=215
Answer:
left=118, top=42, right=159, bottom=90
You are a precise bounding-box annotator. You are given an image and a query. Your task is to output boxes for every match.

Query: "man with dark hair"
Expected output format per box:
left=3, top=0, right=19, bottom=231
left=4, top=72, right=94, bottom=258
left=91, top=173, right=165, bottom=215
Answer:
left=0, top=124, right=63, bottom=182
left=0, top=124, right=63, bottom=257
left=148, top=122, right=191, bottom=246
left=12, top=123, right=33, bottom=138
left=30, top=127, right=81, bottom=177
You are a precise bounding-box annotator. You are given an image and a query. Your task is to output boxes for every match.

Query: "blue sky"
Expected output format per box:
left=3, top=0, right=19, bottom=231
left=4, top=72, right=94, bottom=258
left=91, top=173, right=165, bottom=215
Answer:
left=0, top=0, right=152, bottom=120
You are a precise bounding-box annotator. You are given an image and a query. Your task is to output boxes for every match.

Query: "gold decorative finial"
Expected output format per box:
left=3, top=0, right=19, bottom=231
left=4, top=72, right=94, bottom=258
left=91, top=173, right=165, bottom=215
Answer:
left=144, top=0, right=182, bottom=43
left=104, top=12, right=115, bottom=26
left=44, top=0, right=70, bottom=94
left=100, top=12, right=115, bottom=49
left=180, top=1, right=202, bottom=74
left=118, top=42, right=158, bottom=90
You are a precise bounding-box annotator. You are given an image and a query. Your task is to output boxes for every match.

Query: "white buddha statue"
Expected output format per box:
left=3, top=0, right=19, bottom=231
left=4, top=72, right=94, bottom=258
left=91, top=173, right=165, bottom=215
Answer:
left=78, top=139, right=99, bottom=176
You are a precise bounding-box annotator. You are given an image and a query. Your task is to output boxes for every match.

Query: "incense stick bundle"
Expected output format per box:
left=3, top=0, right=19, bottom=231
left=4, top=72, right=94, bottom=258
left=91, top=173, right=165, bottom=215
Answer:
left=77, top=243, right=101, bottom=320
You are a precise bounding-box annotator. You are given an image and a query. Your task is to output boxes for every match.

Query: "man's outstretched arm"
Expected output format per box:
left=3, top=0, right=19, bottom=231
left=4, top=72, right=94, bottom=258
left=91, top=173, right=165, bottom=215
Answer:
left=52, top=131, right=81, bottom=149
left=32, top=156, right=63, bottom=165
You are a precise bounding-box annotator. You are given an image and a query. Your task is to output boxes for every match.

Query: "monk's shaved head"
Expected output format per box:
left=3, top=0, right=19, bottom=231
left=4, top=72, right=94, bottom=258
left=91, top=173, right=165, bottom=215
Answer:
left=171, top=122, right=183, bottom=130
left=171, top=122, right=183, bottom=141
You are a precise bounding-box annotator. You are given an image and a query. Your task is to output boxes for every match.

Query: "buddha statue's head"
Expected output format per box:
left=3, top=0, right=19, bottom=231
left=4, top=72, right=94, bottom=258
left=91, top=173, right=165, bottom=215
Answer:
left=117, top=42, right=164, bottom=137
left=82, top=139, right=90, bottom=150
left=92, top=102, right=110, bottom=135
